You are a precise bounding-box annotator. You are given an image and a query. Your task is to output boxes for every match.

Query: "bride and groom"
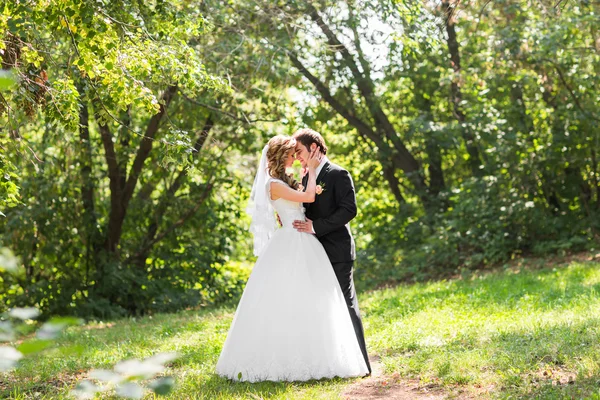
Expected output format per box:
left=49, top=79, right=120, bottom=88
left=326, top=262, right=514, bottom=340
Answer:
left=216, top=128, right=371, bottom=382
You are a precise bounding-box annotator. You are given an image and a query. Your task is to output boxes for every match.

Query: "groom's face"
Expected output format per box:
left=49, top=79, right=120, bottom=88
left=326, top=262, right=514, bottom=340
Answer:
left=294, top=142, right=316, bottom=168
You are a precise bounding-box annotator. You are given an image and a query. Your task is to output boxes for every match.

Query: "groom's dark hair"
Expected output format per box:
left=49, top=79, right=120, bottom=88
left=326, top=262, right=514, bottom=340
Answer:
left=293, top=128, right=328, bottom=155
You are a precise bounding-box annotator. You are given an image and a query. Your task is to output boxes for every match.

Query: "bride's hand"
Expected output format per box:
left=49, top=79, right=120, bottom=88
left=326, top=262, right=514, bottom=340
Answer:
left=307, top=148, right=321, bottom=170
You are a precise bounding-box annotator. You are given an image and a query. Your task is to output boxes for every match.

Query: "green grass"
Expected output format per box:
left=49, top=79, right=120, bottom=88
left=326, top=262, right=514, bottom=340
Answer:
left=365, top=256, right=600, bottom=399
left=4, top=255, right=600, bottom=399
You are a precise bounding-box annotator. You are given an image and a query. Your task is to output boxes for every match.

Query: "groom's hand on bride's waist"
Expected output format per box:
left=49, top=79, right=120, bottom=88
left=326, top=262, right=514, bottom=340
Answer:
left=293, top=218, right=315, bottom=234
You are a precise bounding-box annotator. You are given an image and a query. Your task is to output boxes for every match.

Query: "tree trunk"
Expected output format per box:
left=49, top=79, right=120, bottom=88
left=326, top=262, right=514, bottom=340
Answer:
left=418, top=89, right=446, bottom=197
left=382, top=163, right=406, bottom=205
left=99, top=85, right=178, bottom=255
left=591, top=147, right=600, bottom=209
left=441, top=0, right=483, bottom=177
left=97, top=119, right=125, bottom=255
left=76, top=82, right=100, bottom=286
left=424, top=131, right=445, bottom=197
left=117, top=105, right=132, bottom=191
left=304, top=4, right=432, bottom=205
left=288, top=50, right=432, bottom=207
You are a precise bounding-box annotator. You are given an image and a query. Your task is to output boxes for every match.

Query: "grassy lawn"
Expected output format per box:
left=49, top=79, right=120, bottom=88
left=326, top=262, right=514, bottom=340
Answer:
left=4, top=255, right=600, bottom=399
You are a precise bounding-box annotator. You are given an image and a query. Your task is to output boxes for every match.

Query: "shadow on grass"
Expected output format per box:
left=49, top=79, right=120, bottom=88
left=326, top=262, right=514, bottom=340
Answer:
left=486, top=318, right=600, bottom=399
left=506, top=374, right=600, bottom=399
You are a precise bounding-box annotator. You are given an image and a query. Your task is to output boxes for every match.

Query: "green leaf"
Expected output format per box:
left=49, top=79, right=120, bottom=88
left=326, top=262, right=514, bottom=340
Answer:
left=0, top=70, right=17, bottom=91
left=8, top=307, right=40, bottom=320
left=59, top=344, right=85, bottom=356
left=0, top=247, right=20, bottom=273
left=149, top=377, right=175, bottom=396
left=37, top=317, right=83, bottom=339
left=47, top=316, right=83, bottom=326
left=116, top=382, right=144, bottom=399
left=17, top=339, right=53, bottom=355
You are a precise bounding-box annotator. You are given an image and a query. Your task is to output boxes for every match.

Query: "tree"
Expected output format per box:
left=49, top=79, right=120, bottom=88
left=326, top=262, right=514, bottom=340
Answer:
left=0, top=0, right=243, bottom=316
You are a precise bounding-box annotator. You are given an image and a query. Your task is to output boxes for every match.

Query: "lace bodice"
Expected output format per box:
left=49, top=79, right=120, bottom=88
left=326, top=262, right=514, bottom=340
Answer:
left=267, top=178, right=305, bottom=228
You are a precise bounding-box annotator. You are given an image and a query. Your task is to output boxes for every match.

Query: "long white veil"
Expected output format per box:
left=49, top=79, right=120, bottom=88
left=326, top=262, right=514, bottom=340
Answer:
left=246, top=144, right=277, bottom=256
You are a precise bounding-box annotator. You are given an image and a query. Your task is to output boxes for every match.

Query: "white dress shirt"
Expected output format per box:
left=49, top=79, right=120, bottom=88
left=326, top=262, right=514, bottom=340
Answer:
left=315, top=156, right=329, bottom=179
left=309, top=155, right=328, bottom=234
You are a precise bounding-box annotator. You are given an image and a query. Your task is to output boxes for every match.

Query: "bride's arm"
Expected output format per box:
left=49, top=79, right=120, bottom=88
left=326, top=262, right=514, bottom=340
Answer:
left=270, top=166, right=317, bottom=203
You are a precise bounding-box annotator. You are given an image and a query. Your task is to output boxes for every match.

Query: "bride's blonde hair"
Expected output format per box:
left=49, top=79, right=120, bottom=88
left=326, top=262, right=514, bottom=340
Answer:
left=266, top=135, right=300, bottom=190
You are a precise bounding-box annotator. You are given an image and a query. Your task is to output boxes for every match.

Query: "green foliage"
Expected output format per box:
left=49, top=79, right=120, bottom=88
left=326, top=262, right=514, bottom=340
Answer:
left=404, top=177, right=595, bottom=278
left=294, top=0, right=600, bottom=286
left=0, top=0, right=225, bottom=124
left=72, top=352, right=178, bottom=399
left=0, top=70, right=19, bottom=215
left=356, top=174, right=597, bottom=287
left=2, top=0, right=600, bottom=319
left=0, top=293, right=82, bottom=373
left=0, top=144, right=250, bottom=317
left=0, top=0, right=243, bottom=318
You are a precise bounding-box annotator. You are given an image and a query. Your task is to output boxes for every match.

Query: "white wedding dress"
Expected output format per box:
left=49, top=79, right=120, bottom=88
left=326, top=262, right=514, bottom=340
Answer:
left=216, top=178, right=369, bottom=382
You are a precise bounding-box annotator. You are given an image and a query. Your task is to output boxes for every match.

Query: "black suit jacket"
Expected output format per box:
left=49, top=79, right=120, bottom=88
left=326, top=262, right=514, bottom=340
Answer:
left=303, top=161, right=357, bottom=263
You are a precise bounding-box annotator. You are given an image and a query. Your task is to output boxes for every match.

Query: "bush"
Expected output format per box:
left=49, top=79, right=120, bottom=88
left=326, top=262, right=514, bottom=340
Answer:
left=356, top=175, right=598, bottom=288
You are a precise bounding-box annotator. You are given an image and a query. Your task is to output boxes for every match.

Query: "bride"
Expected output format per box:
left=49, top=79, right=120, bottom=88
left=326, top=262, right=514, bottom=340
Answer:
left=216, top=135, right=369, bottom=382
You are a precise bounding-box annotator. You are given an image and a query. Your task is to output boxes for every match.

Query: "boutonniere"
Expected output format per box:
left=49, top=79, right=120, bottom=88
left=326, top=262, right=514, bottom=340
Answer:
left=316, top=182, right=326, bottom=195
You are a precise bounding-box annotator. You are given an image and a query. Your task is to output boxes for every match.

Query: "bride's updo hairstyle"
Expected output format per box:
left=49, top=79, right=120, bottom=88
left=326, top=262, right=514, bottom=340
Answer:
left=266, top=135, right=300, bottom=190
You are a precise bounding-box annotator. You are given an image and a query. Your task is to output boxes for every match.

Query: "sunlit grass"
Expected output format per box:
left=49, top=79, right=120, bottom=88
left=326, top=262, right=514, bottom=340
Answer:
left=4, top=305, right=346, bottom=399
left=4, top=256, right=600, bottom=399
left=364, top=258, right=600, bottom=398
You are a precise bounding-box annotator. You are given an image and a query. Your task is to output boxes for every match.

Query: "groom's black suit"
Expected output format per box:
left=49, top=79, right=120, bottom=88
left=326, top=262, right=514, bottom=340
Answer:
left=302, top=161, right=371, bottom=374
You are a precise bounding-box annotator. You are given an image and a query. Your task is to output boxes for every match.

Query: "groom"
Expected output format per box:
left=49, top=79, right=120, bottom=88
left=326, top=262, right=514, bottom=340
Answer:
left=292, top=128, right=371, bottom=375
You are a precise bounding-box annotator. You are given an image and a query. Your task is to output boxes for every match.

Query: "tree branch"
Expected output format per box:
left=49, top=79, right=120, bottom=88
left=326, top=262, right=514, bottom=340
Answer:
left=289, top=51, right=411, bottom=203
left=288, top=51, right=380, bottom=146
left=95, top=111, right=125, bottom=254
left=441, top=0, right=483, bottom=176
left=139, top=114, right=215, bottom=260
left=306, top=4, right=423, bottom=177
left=96, top=114, right=122, bottom=207
left=117, top=105, right=132, bottom=190
left=347, top=1, right=372, bottom=81
left=179, top=91, right=280, bottom=124
left=121, top=84, right=178, bottom=209
left=541, top=58, right=600, bottom=122
left=132, top=180, right=215, bottom=261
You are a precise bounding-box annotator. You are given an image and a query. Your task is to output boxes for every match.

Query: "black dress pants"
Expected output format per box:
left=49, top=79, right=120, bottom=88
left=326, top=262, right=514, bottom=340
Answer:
left=331, top=261, right=371, bottom=374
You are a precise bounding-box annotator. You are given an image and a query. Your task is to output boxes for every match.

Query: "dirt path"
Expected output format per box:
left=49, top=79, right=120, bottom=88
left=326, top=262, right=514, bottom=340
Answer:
left=341, top=356, right=450, bottom=400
